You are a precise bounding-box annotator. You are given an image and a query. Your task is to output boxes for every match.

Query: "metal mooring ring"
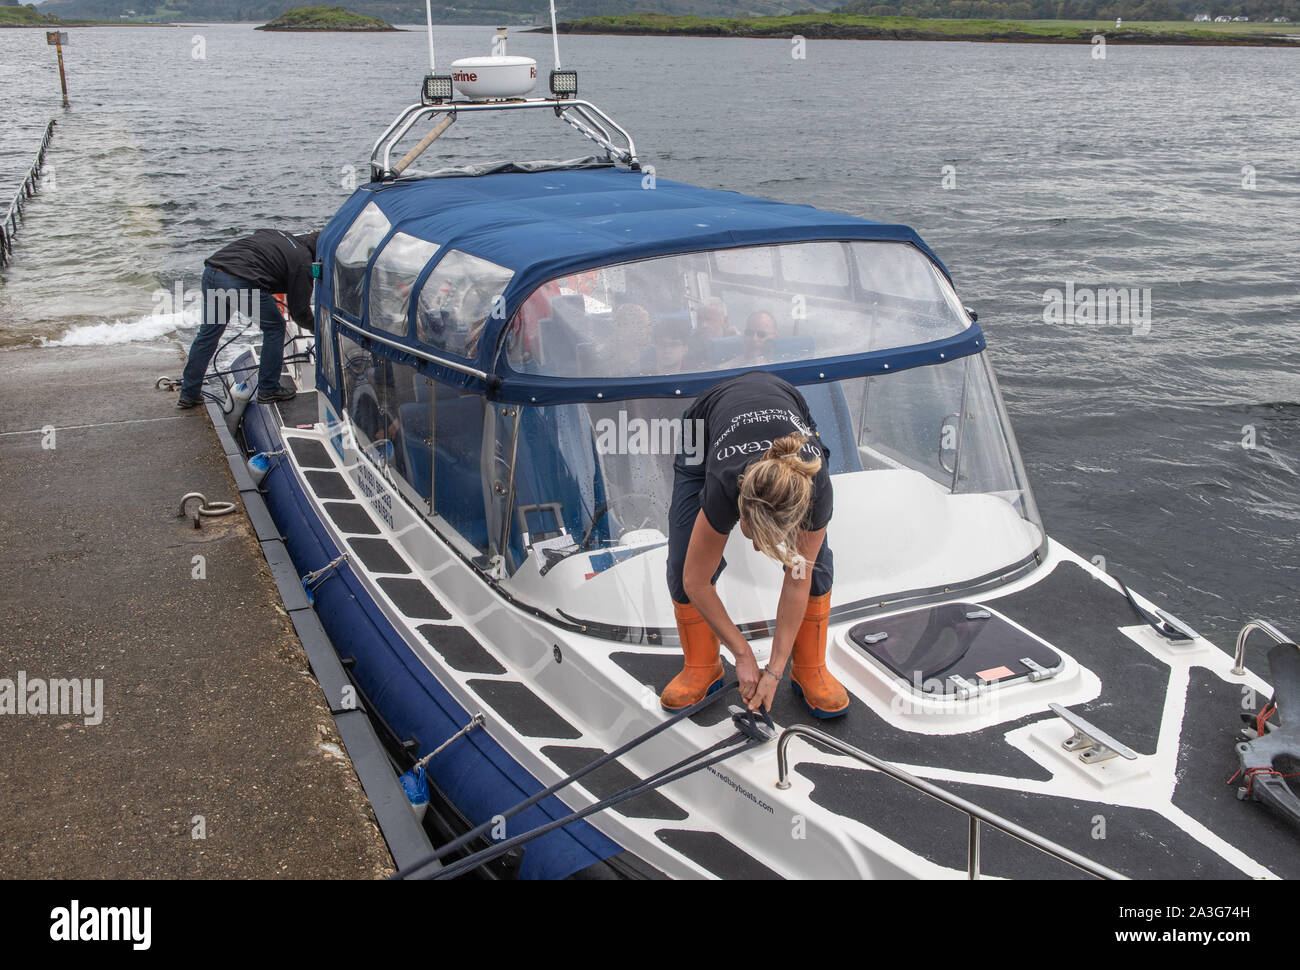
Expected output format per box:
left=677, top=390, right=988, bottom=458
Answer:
left=178, top=492, right=237, bottom=519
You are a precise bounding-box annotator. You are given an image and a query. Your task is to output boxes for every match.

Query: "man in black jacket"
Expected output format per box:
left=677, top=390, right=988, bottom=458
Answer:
left=177, top=229, right=318, bottom=408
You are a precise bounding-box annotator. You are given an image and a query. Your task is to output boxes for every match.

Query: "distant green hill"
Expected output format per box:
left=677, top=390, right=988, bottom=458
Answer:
left=831, top=0, right=1298, bottom=21
left=1, top=3, right=62, bottom=24
left=33, top=0, right=1298, bottom=24
left=35, top=0, right=838, bottom=24
left=257, top=3, right=397, bottom=26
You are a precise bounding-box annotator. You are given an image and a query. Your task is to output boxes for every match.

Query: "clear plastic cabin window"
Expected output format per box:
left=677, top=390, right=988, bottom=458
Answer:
left=337, top=333, right=432, bottom=514
left=333, top=202, right=391, bottom=319
left=780, top=241, right=850, bottom=290
left=504, top=240, right=969, bottom=379
left=368, top=232, right=440, bottom=337
left=416, top=250, right=514, bottom=359
left=837, top=354, right=1041, bottom=529
left=486, top=360, right=1041, bottom=588
left=318, top=311, right=337, bottom=389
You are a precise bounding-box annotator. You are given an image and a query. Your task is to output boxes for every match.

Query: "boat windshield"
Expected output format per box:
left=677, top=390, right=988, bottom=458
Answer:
left=504, top=240, right=969, bottom=380
left=495, top=352, right=1043, bottom=631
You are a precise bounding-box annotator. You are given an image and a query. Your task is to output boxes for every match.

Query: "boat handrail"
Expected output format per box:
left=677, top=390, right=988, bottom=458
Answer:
left=370, top=97, right=640, bottom=182
left=1232, top=619, right=1297, bottom=676
left=774, top=724, right=1126, bottom=880
left=332, top=313, right=489, bottom=380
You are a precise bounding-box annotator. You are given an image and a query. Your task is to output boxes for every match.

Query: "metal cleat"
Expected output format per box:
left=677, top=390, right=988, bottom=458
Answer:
left=1050, top=703, right=1139, bottom=765
left=729, top=704, right=776, bottom=742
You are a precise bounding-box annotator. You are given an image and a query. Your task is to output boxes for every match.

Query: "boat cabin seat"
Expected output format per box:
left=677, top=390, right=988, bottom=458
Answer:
left=707, top=336, right=742, bottom=365
left=550, top=294, right=588, bottom=332
left=394, top=384, right=491, bottom=550
left=507, top=404, right=613, bottom=570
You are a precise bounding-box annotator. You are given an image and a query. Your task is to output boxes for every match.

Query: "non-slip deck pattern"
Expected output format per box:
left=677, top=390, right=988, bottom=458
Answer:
left=1172, top=667, right=1300, bottom=880
left=799, top=762, right=1245, bottom=879
left=986, top=562, right=1168, bottom=755
left=277, top=389, right=319, bottom=429
left=418, top=624, right=507, bottom=674
left=378, top=577, right=450, bottom=619
left=654, top=829, right=782, bottom=880
left=467, top=679, right=583, bottom=740
left=610, top=650, right=1054, bottom=781
left=542, top=746, right=689, bottom=821
left=324, top=501, right=380, bottom=535
left=304, top=469, right=353, bottom=500
left=348, top=537, right=413, bottom=575
left=287, top=434, right=333, bottom=469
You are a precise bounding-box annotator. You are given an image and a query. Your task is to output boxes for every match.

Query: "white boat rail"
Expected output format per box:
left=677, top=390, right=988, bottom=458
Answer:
left=774, top=724, right=1127, bottom=880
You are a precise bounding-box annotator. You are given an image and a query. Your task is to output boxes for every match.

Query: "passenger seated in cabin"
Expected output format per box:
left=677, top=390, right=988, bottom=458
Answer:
left=599, top=303, right=652, bottom=375
left=507, top=279, right=562, bottom=369
left=663, top=370, right=848, bottom=720
left=690, top=298, right=738, bottom=362
left=696, top=298, right=739, bottom=340
left=648, top=315, right=691, bottom=375
left=177, top=229, right=319, bottom=409
left=720, top=310, right=779, bottom=368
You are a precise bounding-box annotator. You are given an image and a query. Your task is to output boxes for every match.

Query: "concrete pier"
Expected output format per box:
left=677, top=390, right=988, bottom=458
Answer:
left=0, top=342, right=394, bottom=878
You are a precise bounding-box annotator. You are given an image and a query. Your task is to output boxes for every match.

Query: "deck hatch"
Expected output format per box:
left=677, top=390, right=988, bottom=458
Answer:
left=849, top=603, right=1062, bottom=697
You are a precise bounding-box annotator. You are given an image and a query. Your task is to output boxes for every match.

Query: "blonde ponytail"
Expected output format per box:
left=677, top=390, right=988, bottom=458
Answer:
left=737, top=433, right=822, bottom=571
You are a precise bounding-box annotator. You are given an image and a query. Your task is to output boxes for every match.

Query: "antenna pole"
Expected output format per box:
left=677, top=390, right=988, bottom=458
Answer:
left=549, top=0, right=561, bottom=69
left=426, top=0, right=436, bottom=71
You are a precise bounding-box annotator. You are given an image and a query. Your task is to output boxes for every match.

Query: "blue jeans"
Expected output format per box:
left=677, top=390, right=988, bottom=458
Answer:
left=180, top=266, right=286, bottom=400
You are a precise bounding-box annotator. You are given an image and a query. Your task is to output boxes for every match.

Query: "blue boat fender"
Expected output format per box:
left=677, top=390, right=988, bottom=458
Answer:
left=400, top=765, right=430, bottom=823
left=224, top=379, right=256, bottom=434
left=247, top=449, right=285, bottom=487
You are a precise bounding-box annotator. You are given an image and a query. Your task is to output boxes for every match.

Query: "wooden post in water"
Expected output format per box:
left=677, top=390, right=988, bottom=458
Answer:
left=46, top=32, right=70, bottom=107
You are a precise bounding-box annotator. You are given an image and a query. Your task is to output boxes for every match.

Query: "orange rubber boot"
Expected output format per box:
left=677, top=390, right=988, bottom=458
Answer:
left=661, top=601, right=726, bottom=712
left=790, top=591, right=850, bottom=718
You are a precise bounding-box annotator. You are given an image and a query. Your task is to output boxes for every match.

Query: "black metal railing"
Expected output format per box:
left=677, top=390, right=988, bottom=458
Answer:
left=0, top=119, right=57, bottom=268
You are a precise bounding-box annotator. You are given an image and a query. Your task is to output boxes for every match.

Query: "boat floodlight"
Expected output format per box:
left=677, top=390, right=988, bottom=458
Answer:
left=422, top=73, right=454, bottom=105
left=549, top=69, right=578, bottom=99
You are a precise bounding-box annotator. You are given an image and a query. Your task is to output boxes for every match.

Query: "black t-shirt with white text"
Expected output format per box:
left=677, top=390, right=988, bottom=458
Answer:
left=686, top=370, right=833, bottom=536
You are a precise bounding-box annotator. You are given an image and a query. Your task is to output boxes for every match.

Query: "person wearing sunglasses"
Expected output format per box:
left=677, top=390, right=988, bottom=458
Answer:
left=720, top=310, right=779, bottom=367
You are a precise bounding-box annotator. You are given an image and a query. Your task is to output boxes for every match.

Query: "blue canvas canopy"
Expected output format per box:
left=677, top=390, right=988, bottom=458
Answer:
left=318, top=166, right=983, bottom=403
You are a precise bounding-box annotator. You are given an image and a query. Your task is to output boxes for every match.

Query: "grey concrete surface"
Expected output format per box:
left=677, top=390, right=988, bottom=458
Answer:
left=0, top=342, right=394, bottom=878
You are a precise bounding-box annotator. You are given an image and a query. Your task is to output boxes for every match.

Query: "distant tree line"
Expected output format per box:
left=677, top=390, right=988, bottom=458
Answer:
left=36, top=0, right=817, bottom=24
left=834, top=0, right=1298, bottom=19
left=31, top=0, right=1299, bottom=22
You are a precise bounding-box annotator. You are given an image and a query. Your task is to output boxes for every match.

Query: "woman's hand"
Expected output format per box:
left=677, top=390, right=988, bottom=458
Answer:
left=748, top=668, right=778, bottom=713
left=734, top=649, right=761, bottom=706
